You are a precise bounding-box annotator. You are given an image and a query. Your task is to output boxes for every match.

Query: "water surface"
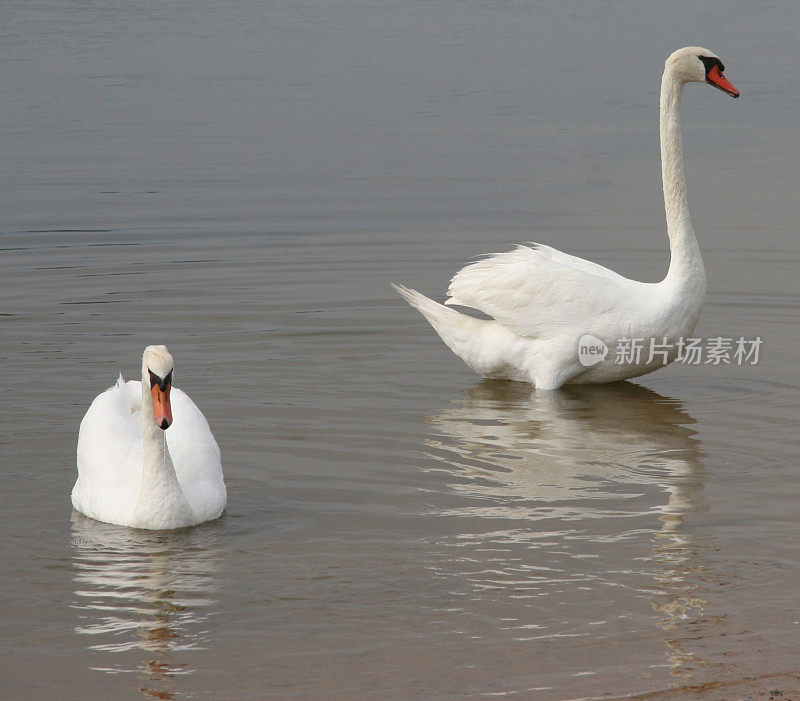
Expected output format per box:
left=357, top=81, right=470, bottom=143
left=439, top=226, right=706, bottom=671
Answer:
left=2, top=2, right=800, bottom=699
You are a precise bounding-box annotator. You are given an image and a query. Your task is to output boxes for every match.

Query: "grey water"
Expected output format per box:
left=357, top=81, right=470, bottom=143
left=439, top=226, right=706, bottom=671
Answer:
left=2, top=2, right=800, bottom=698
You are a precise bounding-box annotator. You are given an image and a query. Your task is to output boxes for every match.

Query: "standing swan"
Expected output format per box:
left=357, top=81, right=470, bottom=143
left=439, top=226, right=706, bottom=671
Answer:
left=394, top=47, right=739, bottom=389
left=72, top=345, right=226, bottom=529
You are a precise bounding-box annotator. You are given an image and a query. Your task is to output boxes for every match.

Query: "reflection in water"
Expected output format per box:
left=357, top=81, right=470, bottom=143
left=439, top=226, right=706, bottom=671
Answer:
left=70, top=516, right=223, bottom=699
left=424, top=381, right=709, bottom=679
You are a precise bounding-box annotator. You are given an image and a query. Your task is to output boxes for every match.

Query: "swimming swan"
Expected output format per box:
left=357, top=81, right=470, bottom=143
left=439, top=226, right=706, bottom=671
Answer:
left=72, top=345, right=226, bottom=529
left=394, top=47, right=739, bottom=389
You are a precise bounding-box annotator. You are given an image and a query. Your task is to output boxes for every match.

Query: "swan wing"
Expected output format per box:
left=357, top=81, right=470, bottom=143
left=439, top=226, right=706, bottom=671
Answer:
left=445, top=244, right=641, bottom=338
left=166, top=388, right=226, bottom=522
left=73, top=379, right=143, bottom=522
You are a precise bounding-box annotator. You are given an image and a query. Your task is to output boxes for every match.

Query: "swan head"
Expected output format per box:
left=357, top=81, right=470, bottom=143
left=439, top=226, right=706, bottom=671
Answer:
left=142, top=345, right=174, bottom=431
left=666, top=46, right=739, bottom=98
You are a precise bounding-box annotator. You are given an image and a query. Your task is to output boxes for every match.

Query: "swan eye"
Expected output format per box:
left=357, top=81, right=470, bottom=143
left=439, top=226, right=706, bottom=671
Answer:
left=698, top=55, right=725, bottom=75
left=148, top=369, right=173, bottom=391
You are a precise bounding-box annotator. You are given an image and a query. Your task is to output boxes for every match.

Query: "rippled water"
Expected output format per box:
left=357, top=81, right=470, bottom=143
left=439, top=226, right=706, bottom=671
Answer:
left=3, top=2, right=800, bottom=699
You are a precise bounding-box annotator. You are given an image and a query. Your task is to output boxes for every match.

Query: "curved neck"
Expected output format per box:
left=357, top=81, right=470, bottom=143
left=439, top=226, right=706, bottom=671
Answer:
left=660, top=67, right=704, bottom=286
left=133, top=366, right=194, bottom=529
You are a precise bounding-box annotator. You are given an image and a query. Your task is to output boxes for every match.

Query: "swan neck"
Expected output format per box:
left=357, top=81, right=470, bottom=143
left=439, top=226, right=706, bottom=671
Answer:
left=140, top=377, right=172, bottom=480
left=134, top=366, right=194, bottom=528
left=660, top=68, right=703, bottom=283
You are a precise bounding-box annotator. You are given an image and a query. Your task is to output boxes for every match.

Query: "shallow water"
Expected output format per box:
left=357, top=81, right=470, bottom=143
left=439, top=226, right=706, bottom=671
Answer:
left=3, top=2, right=800, bottom=699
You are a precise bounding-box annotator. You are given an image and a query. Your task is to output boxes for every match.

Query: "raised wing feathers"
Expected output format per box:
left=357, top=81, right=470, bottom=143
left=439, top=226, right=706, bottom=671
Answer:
left=445, top=244, right=640, bottom=338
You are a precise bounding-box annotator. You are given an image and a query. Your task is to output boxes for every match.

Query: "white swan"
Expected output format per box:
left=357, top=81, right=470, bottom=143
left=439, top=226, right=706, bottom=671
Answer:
left=394, top=47, right=739, bottom=389
left=72, top=345, right=226, bottom=529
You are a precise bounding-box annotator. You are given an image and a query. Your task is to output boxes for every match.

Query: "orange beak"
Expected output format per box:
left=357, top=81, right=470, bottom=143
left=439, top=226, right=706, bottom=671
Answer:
left=151, top=383, right=173, bottom=430
left=706, top=64, right=739, bottom=98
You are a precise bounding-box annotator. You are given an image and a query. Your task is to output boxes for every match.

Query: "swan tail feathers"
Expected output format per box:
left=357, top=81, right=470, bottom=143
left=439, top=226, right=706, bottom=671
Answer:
left=392, top=283, right=474, bottom=334
left=392, top=283, right=507, bottom=376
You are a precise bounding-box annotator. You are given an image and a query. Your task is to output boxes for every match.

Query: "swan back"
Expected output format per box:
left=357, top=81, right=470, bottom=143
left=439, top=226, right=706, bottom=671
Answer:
left=445, top=244, right=645, bottom=339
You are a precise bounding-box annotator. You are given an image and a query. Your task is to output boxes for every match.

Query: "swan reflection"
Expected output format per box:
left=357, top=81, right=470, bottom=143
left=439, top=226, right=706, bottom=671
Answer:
left=423, top=381, right=709, bottom=677
left=70, top=515, right=223, bottom=698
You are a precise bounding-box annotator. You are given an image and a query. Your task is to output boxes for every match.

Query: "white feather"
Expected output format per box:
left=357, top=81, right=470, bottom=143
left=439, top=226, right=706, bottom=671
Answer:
left=445, top=244, right=643, bottom=338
